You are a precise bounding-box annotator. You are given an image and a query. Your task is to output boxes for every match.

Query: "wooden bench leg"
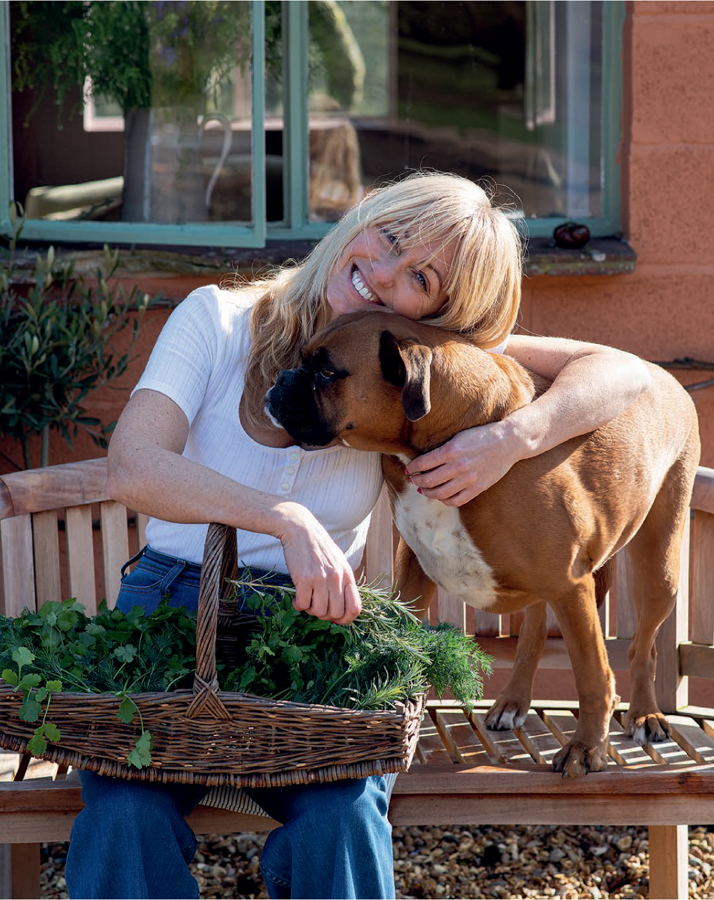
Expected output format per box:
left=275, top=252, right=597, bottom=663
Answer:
left=648, top=825, right=688, bottom=899
left=2, top=844, right=42, bottom=900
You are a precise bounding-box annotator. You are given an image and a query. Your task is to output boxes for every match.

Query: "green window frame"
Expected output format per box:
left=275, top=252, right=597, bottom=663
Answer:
left=0, top=0, right=625, bottom=249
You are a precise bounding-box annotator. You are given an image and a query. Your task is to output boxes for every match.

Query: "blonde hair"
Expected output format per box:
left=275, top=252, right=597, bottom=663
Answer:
left=241, top=171, right=523, bottom=428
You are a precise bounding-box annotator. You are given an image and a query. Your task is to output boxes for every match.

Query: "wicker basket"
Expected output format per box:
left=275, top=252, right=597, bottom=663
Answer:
left=0, top=523, right=426, bottom=787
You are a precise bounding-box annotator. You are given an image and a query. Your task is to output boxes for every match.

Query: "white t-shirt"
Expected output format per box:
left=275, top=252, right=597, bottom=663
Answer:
left=133, top=285, right=384, bottom=570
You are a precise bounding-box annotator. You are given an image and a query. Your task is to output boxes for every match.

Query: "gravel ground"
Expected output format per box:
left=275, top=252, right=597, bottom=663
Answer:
left=40, top=824, right=714, bottom=898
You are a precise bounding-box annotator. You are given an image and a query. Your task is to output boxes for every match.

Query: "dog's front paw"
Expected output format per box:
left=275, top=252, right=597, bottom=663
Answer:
left=626, top=711, right=670, bottom=745
left=552, top=741, right=609, bottom=778
left=484, top=696, right=529, bottom=731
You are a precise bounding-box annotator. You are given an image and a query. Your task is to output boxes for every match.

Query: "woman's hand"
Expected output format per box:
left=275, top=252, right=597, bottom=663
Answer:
left=406, top=418, right=522, bottom=507
left=275, top=502, right=362, bottom=625
left=405, top=334, right=652, bottom=508
left=108, top=390, right=361, bottom=625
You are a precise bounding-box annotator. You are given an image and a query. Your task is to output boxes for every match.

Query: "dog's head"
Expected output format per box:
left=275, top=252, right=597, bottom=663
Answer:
left=265, top=311, right=438, bottom=452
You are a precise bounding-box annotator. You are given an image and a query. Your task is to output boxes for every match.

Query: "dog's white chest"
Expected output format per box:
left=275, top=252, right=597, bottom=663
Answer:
left=393, top=483, right=498, bottom=610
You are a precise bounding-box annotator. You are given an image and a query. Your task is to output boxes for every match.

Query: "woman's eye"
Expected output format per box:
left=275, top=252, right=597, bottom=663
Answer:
left=414, top=271, right=428, bottom=290
left=382, top=230, right=399, bottom=249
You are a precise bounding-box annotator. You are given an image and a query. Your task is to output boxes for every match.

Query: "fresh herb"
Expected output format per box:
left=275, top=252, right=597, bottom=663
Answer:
left=0, top=583, right=492, bottom=770
left=0, top=597, right=197, bottom=768
left=223, top=578, right=493, bottom=712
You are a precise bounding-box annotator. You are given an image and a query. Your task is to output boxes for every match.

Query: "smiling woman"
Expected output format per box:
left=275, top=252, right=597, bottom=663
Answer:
left=74, top=168, right=654, bottom=900
left=325, top=227, right=455, bottom=320
left=242, top=171, right=523, bottom=437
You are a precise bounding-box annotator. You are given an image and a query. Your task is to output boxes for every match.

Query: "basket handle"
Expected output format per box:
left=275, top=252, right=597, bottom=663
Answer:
left=185, top=522, right=237, bottom=720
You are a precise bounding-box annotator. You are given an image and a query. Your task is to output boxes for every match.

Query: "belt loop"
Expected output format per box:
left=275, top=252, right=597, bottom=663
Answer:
left=121, top=546, right=147, bottom=579
left=159, top=560, right=189, bottom=597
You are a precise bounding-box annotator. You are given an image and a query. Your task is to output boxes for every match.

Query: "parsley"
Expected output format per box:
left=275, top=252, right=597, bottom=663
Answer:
left=0, top=583, right=493, bottom=771
left=0, top=597, right=197, bottom=768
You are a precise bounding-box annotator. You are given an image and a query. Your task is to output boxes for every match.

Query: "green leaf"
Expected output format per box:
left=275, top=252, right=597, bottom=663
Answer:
left=27, top=732, right=47, bottom=757
left=116, top=696, right=137, bottom=725
left=11, top=647, right=34, bottom=667
left=17, top=673, right=42, bottom=691
left=46, top=680, right=63, bottom=692
left=283, top=645, right=304, bottom=663
left=1, top=669, right=18, bottom=687
left=114, top=644, right=137, bottom=663
left=43, top=722, right=61, bottom=743
left=18, top=698, right=42, bottom=722
left=127, top=731, right=152, bottom=769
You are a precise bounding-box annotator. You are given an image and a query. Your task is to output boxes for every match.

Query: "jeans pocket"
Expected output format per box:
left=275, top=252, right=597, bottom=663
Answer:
left=116, top=566, right=167, bottom=614
left=119, top=566, right=164, bottom=594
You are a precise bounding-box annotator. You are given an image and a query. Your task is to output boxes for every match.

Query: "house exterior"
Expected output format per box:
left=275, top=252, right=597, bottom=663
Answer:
left=1, top=1, right=712, bottom=472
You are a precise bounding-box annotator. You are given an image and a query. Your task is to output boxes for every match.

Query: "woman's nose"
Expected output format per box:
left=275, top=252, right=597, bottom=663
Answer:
left=372, top=256, right=401, bottom=285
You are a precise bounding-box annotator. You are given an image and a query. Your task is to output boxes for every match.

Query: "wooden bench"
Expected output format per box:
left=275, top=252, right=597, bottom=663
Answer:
left=2, top=457, right=714, bottom=899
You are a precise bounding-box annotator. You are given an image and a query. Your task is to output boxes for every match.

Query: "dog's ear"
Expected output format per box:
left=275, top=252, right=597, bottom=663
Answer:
left=379, top=330, right=432, bottom=421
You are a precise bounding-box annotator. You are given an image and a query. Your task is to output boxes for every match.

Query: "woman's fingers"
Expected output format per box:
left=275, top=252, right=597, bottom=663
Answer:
left=279, top=507, right=362, bottom=624
left=406, top=421, right=519, bottom=507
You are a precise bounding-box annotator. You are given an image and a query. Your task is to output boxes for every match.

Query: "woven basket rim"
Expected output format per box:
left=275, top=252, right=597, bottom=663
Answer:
left=0, top=682, right=425, bottom=718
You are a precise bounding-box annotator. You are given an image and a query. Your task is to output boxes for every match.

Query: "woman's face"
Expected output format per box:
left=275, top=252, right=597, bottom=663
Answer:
left=326, top=227, right=455, bottom=321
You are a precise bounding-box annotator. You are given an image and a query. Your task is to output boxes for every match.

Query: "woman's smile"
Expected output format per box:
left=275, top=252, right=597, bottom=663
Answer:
left=327, top=227, right=454, bottom=321
left=350, top=266, right=380, bottom=304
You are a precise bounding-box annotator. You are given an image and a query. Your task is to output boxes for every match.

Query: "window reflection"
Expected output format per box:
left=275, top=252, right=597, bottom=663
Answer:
left=307, top=0, right=604, bottom=223
left=10, top=0, right=604, bottom=231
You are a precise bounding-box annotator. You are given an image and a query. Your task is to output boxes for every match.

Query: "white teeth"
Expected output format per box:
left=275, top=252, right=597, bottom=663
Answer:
left=352, top=268, right=378, bottom=303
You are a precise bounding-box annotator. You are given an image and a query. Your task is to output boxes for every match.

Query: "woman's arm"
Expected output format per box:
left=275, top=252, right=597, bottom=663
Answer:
left=107, top=389, right=362, bottom=624
left=405, top=334, right=652, bottom=506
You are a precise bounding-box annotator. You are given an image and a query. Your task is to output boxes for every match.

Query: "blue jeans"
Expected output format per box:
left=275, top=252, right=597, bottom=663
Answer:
left=65, top=546, right=397, bottom=900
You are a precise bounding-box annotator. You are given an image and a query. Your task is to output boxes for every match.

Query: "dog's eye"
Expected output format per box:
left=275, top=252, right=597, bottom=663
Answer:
left=314, top=366, right=335, bottom=384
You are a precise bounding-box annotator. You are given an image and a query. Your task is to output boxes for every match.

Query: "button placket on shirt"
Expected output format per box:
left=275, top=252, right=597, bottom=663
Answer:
left=280, top=448, right=301, bottom=494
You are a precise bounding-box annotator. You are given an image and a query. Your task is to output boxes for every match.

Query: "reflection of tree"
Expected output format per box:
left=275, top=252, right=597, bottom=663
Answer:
left=309, top=0, right=365, bottom=111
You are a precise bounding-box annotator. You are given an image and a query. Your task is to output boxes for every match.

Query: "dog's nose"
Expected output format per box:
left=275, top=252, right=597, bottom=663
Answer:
left=275, top=368, right=302, bottom=388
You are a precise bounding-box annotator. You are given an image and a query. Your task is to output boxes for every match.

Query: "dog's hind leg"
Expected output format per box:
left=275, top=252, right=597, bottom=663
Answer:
left=485, top=601, right=547, bottom=731
left=622, top=457, right=695, bottom=745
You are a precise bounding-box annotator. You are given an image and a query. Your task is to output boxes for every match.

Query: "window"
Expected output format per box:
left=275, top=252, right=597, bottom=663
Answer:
left=0, top=0, right=624, bottom=249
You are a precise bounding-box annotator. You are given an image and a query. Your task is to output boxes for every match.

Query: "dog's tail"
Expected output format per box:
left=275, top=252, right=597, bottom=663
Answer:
left=594, top=557, right=615, bottom=609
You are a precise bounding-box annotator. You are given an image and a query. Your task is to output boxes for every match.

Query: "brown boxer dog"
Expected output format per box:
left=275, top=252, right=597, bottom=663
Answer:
left=265, top=310, right=700, bottom=778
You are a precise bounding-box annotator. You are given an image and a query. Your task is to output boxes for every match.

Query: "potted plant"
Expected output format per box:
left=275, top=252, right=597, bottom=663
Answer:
left=0, top=204, right=155, bottom=469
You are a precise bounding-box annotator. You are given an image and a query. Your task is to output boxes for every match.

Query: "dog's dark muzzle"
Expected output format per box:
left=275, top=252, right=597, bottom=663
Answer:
left=265, top=369, right=338, bottom=447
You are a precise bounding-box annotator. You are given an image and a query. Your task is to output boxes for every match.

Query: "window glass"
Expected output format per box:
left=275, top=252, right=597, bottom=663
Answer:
left=307, top=0, right=605, bottom=223
left=11, top=1, right=255, bottom=226
left=6, top=0, right=614, bottom=245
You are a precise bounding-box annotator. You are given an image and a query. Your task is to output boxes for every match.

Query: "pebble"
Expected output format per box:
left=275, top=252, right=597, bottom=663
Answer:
left=39, top=825, right=714, bottom=898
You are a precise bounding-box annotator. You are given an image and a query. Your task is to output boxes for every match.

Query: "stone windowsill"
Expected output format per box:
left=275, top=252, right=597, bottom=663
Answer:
left=6, top=236, right=637, bottom=300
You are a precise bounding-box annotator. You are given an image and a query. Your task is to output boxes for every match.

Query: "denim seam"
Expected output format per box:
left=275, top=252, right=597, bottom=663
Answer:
left=260, top=858, right=291, bottom=888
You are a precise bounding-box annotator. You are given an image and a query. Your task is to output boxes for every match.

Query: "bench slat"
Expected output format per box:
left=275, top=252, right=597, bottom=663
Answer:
left=414, top=713, right=454, bottom=766
left=691, top=510, right=714, bottom=645
left=32, top=510, right=62, bottom=605
left=515, top=712, right=564, bottom=766
left=100, top=501, right=130, bottom=609
left=668, top=715, right=714, bottom=764
left=0, top=516, right=36, bottom=617
left=433, top=709, right=492, bottom=766
left=137, top=513, right=149, bottom=551
left=0, top=459, right=109, bottom=518
left=65, top=506, right=97, bottom=614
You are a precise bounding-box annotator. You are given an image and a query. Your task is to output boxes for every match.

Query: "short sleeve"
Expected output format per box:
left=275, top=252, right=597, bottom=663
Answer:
left=132, top=288, right=220, bottom=424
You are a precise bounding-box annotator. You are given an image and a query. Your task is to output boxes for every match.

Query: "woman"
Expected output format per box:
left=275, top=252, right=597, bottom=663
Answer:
left=66, top=172, right=649, bottom=899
